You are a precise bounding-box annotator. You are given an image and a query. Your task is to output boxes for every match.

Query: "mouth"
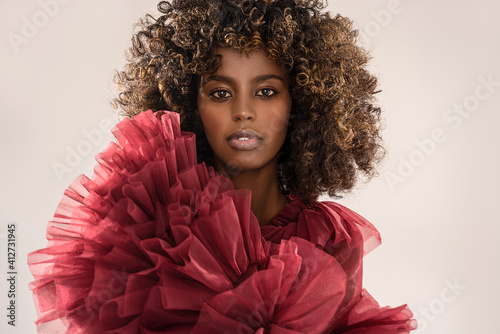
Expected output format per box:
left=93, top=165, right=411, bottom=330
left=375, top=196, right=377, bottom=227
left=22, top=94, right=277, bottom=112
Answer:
left=226, top=129, right=263, bottom=151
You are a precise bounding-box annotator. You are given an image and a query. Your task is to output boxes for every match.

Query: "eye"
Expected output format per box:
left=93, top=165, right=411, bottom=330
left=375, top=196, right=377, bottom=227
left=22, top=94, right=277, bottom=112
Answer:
left=256, top=88, right=276, bottom=98
left=210, top=89, right=232, bottom=99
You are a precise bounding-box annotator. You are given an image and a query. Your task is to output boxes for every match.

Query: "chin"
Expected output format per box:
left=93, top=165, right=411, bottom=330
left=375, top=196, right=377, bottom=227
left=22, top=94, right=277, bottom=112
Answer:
left=223, top=161, right=259, bottom=174
left=223, top=157, right=276, bottom=175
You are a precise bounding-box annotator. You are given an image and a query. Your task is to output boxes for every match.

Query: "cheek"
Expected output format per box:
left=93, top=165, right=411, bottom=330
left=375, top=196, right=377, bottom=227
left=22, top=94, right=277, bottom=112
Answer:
left=197, top=100, right=215, bottom=133
left=197, top=108, right=224, bottom=150
left=264, top=105, right=291, bottom=141
left=199, top=115, right=217, bottom=142
left=271, top=112, right=290, bottom=136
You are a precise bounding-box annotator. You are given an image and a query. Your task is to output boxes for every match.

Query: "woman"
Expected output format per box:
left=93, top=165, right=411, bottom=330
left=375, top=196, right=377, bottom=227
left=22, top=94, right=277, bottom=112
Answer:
left=28, top=0, right=417, bottom=332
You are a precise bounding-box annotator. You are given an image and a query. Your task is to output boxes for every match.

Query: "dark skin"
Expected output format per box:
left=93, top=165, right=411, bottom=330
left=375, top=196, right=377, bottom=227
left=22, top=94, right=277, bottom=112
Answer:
left=216, top=157, right=290, bottom=226
left=197, top=48, right=291, bottom=225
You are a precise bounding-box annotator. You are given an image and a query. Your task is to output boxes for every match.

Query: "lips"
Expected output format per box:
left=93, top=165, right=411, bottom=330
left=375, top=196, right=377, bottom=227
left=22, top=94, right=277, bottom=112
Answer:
left=226, top=129, right=263, bottom=151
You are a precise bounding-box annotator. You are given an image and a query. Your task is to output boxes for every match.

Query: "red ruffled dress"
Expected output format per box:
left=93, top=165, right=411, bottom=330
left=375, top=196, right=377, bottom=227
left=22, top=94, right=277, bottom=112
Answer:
left=28, top=110, right=417, bottom=333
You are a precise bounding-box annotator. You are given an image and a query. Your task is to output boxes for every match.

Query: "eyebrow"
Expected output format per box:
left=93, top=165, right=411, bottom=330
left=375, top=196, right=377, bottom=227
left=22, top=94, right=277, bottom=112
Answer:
left=202, top=74, right=286, bottom=85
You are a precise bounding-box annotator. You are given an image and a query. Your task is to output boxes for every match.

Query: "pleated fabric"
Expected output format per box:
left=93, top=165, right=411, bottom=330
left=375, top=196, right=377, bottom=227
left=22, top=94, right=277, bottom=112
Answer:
left=28, top=110, right=417, bottom=333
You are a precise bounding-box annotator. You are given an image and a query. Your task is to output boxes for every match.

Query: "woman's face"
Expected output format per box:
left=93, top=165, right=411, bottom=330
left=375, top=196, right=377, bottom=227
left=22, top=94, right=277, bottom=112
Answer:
left=197, top=48, right=292, bottom=174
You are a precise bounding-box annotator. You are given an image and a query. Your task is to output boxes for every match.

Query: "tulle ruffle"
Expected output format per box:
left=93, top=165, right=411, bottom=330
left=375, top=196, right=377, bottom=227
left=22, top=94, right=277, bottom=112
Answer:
left=28, top=110, right=416, bottom=333
left=193, top=237, right=348, bottom=333
left=265, top=200, right=416, bottom=332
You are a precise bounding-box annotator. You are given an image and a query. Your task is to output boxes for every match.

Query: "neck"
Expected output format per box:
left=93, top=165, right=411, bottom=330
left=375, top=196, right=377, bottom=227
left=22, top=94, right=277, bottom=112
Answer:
left=216, top=159, right=289, bottom=226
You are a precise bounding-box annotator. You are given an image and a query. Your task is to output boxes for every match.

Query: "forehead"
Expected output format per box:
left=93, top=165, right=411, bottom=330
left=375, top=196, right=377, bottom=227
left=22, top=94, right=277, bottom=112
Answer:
left=210, top=48, right=287, bottom=78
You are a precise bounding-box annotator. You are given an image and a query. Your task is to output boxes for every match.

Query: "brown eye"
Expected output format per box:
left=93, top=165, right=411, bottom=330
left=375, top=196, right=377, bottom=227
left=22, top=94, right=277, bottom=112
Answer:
left=210, top=90, right=232, bottom=99
left=256, top=88, right=276, bottom=97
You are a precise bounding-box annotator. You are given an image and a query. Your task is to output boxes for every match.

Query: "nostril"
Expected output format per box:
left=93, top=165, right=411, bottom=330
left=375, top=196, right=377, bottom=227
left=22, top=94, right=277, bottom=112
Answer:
left=232, top=107, right=255, bottom=121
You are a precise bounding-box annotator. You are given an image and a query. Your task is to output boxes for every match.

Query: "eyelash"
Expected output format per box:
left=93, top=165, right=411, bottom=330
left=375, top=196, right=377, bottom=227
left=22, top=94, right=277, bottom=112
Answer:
left=208, top=88, right=278, bottom=100
left=256, top=88, right=277, bottom=98
left=209, top=90, right=232, bottom=100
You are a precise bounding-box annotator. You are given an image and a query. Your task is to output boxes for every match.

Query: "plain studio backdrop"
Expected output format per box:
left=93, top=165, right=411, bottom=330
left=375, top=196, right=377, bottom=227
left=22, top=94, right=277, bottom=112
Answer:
left=1, top=1, right=498, bottom=333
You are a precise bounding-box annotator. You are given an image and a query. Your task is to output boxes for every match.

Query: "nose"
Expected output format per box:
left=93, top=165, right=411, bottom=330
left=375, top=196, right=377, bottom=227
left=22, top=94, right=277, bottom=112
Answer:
left=231, top=95, right=256, bottom=122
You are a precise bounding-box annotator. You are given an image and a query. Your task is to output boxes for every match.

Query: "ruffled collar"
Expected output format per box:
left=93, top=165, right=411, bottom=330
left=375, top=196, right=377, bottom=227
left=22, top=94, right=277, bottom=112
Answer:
left=267, top=198, right=309, bottom=227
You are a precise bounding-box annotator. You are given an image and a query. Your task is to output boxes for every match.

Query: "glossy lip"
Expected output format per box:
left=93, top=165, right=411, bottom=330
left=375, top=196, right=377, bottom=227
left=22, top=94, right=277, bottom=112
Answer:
left=226, top=129, right=263, bottom=151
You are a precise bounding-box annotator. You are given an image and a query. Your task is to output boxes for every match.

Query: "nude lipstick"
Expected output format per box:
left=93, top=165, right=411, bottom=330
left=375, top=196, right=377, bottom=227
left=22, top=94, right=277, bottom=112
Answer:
left=226, top=129, right=263, bottom=151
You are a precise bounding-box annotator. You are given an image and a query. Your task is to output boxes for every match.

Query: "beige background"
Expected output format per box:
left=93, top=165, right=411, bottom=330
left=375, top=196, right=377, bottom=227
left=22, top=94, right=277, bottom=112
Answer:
left=1, top=0, right=499, bottom=333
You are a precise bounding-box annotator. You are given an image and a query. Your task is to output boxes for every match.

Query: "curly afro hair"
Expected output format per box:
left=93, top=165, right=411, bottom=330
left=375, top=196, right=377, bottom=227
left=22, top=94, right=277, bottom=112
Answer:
left=112, top=0, right=385, bottom=205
